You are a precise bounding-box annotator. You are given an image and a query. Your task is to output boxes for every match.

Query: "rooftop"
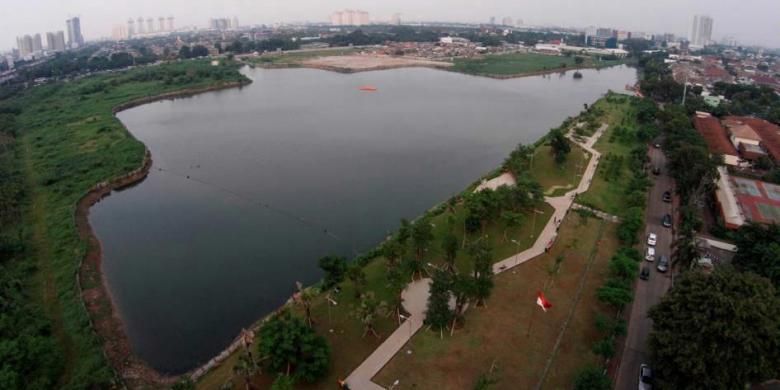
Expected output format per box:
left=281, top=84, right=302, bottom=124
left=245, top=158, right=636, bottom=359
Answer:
left=726, top=116, right=780, bottom=161
left=693, top=112, right=738, bottom=156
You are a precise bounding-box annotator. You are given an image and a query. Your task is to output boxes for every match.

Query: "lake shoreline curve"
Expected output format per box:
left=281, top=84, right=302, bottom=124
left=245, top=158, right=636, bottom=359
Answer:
left=75, top=80, right=251, bottom=388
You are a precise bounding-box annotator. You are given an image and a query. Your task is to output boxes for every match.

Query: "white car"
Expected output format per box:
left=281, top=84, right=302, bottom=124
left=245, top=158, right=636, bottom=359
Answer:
left=647, top=233, right=657, bottom=246
left=646, top=247, right=656, bottom=262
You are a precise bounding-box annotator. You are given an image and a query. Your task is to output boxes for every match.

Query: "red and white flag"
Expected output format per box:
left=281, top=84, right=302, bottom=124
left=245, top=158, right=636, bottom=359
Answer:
left=536, top=291, right=552, bottom=312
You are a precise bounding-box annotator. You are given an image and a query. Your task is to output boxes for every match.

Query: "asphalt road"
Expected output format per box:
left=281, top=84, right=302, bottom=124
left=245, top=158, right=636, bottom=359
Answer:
left=615, top=146, right=674, bottom=390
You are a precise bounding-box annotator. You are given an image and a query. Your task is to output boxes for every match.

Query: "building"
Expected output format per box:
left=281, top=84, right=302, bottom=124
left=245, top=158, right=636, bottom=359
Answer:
left=209, top=18, right=231, bottom=30
left=330, top=11, right=343, bottom=26
left=390, top=13, right=401, bottom=25
left=168, top=16, right=175, bottom=31
left=127, top=19, right=135, bottom=37
left=690, top=14, right=713, bottom=47
left=725, top=117, right=780, bottom=162
left=724, top=118, right=762, bottom=150
left=502, top=17, right=514, bottom=27
left=32, top=34, right=43, bottom=53
left=330, top=9, right=369, bottom=26
left=16, top=35, right=33, bottom=57
left=66, top=17, right=84, bottom=48
left=715, top=167, right=780, bottom=229
left=146, top=18, right=154, bottom=33
left=46, top=32, right=65, bottom=51
left=692, top=112, right=740, bottom=166
left=112, top=25, right=129, bottom=41
left=137, top=17, right=145, bottom=34
left=232, top=17, right=240, bottom=29
left=158, top=17, right=165, bottom=32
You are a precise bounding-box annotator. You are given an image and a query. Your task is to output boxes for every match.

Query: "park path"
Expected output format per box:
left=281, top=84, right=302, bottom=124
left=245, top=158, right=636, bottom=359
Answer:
left=345, top=124, right=608, bottom=389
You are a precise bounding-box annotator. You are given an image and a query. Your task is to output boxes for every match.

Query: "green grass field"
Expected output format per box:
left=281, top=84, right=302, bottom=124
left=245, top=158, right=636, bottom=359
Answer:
left=530, top=142, right=590, bottom=195
left=452, top=52, right=625, bottom=77
left=375, top=215, right=619, bottom=389
left=3, top=59, right=249, bottom=388
left=577, top=94, right=646, bottom=216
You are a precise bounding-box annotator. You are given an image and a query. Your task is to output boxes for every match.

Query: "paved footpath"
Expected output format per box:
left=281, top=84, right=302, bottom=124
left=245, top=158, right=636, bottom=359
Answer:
left=345, top=124, right=609, bottom=389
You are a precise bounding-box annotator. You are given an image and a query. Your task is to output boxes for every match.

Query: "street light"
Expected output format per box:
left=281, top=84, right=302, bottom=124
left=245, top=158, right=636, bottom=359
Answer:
left=511, top=239, right=521, bottom=266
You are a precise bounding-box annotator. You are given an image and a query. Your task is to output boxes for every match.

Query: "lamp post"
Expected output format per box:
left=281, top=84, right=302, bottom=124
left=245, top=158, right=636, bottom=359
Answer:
left=511, top=239, right=521, bottom=266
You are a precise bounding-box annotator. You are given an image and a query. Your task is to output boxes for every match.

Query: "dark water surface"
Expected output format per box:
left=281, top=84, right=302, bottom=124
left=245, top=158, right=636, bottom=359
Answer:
left=91, top=65, right=636, bottom=373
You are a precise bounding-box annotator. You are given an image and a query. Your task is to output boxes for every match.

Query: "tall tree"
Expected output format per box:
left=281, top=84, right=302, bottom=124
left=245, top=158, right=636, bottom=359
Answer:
left=346, top=264, right=367, bottom=298
left=318, top=255, right=347, bottom=289
left=382, top=240, right=404, bottom=268
left=178, top=45, right=192, bottom=59
left=468, top=240, right=494, bottom=307
left=258, top=311, right=330, bottom=383
left=354, top=292, right=388, bottom=338
left=648, top=269, right=780, bottom=390
left=424, top=270, right=454, bottom=338
left=441, top=232, right=459, bottom=273
left=549, top=128, right=571, bottom=165
left=732, top=223, right=780, bottom=288
left=411, top=217, right=434, bottom=260
left=233, top=351, right=260, bottom=390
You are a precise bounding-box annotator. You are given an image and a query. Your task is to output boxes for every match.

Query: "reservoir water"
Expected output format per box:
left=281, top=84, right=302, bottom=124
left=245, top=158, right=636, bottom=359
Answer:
left=90, top=65, right=637, bottom=373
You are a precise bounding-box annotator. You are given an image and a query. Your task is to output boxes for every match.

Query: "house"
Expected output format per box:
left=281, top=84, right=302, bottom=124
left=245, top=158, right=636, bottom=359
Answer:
left=723, top=119, right=763, bottom=149
left=693, top=112, right=740, bottom=166
left=725, top=116, right=780, bottom=162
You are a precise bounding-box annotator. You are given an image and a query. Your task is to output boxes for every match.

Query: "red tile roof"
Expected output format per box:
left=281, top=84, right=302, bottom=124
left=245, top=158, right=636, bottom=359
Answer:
left=693, top=114, right=738, bottom=156
left=725, top=116, right=780, bottom=161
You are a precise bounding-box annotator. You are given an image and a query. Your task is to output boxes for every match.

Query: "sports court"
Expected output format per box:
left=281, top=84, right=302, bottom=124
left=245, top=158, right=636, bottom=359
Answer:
left=732, top=177, right=780, bottom=224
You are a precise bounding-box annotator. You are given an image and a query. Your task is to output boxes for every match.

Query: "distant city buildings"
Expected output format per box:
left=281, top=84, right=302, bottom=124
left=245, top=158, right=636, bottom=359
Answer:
left=16, top=35, right=33, bottom=57
left=120, top=16, right=175, bottom=40
left=501, top=17, right=514, bottom=27
left=32, top=34, right=43, bottom=53
left=330, top=10, right=370, bottom=26
left=46, top=31, right=66, bottom=51
left=690, top=14, right=714, bottom=48
left=390, top=13, right=402, bottom=26
left=66, top=17, right=84, bottom=48
left=209, top=17, right=239, bottom=30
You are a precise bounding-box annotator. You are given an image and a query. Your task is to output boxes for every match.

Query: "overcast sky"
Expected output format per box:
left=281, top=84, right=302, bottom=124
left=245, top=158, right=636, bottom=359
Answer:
left=2, top=0, right=778, bottom=51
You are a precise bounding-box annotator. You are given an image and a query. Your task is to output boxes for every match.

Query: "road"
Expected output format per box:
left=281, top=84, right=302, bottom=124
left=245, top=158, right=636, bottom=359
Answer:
left=614, top=146, right=674, bottom=389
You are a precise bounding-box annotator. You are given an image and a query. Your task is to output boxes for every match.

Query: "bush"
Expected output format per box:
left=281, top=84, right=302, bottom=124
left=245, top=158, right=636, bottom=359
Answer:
left=574, top=366, right=611, bottom=390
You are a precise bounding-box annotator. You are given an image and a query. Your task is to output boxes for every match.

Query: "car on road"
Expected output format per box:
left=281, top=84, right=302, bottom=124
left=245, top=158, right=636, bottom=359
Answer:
left=639, top=364, right=653, bottom=389
left=647, top=233, right=657, bottom=246
left=662, top=191, right=671, bottom=203
left=662, top=214, right=672, bottom=228
left=657, top=255, right=669, bottom=272
left=646, top=247, right=656, bottom=262
left=640, top=266, right=650, bottom=280
left=653, top=143, right=661, bottom=149
left=652, top=166, right=661, bottom=175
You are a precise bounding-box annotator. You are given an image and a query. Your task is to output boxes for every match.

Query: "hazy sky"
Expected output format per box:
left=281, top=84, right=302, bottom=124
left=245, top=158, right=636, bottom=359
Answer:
left=2, top=0, right=778, bottom=51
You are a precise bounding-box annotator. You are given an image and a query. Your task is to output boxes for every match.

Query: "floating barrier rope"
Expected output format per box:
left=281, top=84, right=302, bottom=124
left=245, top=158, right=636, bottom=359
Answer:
left=153, top=166, right=344, bottom=242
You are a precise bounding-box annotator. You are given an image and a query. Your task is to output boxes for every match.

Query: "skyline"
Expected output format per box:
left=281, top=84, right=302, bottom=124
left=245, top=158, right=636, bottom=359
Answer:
left=2, top=0, right=779, bottom=52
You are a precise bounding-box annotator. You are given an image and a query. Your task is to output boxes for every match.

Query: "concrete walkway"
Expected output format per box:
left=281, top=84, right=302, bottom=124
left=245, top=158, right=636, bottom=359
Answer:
left=345, top=124, right=609, bottom=389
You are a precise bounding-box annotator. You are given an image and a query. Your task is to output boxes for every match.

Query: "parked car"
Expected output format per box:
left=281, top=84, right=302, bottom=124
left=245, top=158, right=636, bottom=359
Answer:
left=653, top=143, right=661, bottom=149
left=639, top=364, right=653, bottom=390
left=662, top=214, right=672, bottom=228
left=652, top=166, right=661, bottom=175
left=662, top=191, right=672, bottom=203
left=640, top=266, right=650, bottom=280
left=647, top=233, right=657, bottom=246
left=657, top=255, right=669, bottom=272
left=646, top=247, right=656, bottom=262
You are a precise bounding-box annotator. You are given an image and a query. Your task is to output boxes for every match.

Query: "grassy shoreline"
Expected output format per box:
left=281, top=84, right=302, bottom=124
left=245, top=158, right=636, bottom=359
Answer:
left=3, top=59, right=250, bottom=388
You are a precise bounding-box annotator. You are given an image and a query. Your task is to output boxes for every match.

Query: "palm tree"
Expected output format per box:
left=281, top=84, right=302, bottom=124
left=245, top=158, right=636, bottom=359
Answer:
left=294, top=281, right=315, bottom=327
left=233, top=351, right=259, bottom=390
left=354, top=292, right=388, bottom=338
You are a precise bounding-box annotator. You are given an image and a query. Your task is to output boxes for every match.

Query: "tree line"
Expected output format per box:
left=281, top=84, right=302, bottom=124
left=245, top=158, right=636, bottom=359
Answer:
left=635, top=51, right=780, bottom=390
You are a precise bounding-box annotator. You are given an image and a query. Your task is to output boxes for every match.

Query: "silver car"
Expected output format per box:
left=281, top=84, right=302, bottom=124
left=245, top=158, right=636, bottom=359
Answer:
left=639, top=364, right=653, bottom=390
left=657, top=256, right=669, bottom=273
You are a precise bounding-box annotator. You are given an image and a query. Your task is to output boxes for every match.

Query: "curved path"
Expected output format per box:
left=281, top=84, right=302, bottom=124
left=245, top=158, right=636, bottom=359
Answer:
left=345, top=124, right=608, bottom=389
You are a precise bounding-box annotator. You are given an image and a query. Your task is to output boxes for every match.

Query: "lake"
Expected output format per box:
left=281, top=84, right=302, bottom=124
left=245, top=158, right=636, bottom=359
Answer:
left=90, top=65, right=637, bottom=374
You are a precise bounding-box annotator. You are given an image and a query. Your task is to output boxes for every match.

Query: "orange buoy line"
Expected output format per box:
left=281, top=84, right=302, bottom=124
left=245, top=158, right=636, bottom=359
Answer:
left=359, top=85, right=378, bottom=92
